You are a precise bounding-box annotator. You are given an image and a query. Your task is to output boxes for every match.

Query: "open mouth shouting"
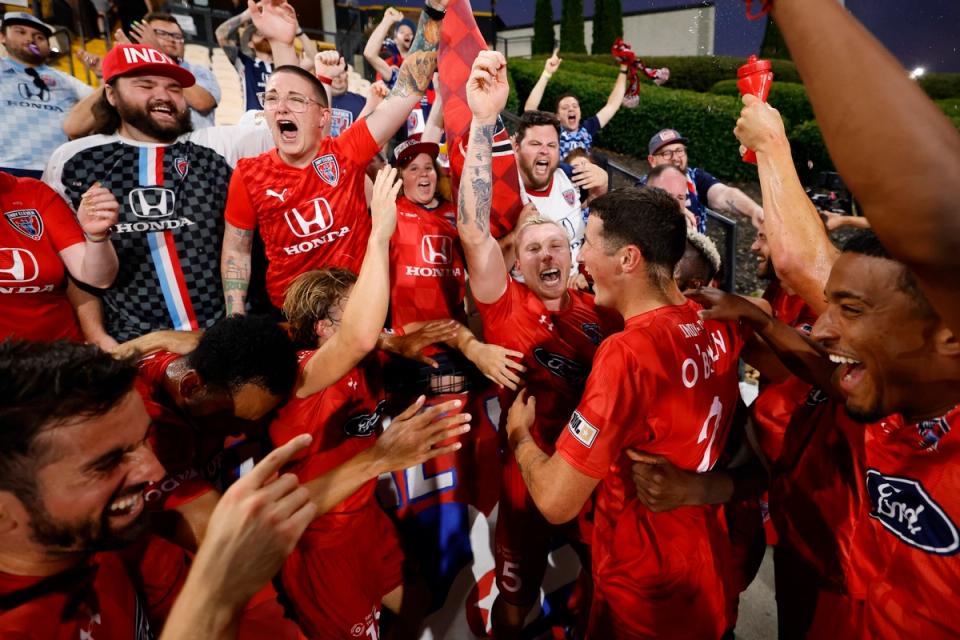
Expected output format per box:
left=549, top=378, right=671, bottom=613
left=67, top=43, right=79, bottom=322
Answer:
left=277, top=119, right=299, bottom=143
left=540, top=267, right=563, bottom=287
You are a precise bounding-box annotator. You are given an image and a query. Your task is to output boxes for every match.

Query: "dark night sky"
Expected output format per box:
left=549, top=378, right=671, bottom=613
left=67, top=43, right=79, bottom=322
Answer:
left=368, top=0, right=959, bottom=72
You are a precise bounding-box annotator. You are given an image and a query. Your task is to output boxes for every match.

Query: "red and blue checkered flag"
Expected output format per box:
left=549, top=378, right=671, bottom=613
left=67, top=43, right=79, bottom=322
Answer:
left=438, top=0, right=523, bottom=239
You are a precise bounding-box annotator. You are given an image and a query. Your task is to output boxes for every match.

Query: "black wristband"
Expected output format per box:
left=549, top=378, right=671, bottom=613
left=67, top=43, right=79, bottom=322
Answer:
left=423, top=3, right=446, bottom=21
left=619, top=68, right=627, bottom=74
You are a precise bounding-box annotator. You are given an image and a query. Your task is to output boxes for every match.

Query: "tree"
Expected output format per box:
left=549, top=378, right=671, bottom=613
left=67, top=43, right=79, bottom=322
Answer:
left=560, top=0, right=586, bottom=54
left=532, top=0, right=555, bottom=55
left=592, top=0, right=623, bottom=55
left=760, top=16, right=791, bottom=61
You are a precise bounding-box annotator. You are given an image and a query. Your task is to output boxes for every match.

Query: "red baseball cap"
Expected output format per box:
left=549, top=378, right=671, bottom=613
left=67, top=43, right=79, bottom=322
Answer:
left=392, top=135, right=439, bottom=167
left=102, top=44, right=195, bottom=88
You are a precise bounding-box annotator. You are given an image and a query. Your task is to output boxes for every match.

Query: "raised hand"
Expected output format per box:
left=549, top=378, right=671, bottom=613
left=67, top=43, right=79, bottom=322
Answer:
left=381, top=319, right=461, bottom=368
left=382, top=7, right=404, bottom=24
left=369, top=166, right=402, bottom=243
left=734, top=94, right=788, bottom=156
left=247, top=0, right=297, bottom=45
left=372, top=397, right=471, bottom=472
left=686, top=286, right=771, bottom=331
left=76, top=49, right=103, bottom=78
left=78, top=182, right=119, bottom=240
left=466, top=50, right=509, bottom=122
left=543, top=48, right=562, bottom=76
left=314, top=50, right=346, bottom=79
left=128, top=20, right=163, bottom=50
left=571, top=160, right=608, bottom=191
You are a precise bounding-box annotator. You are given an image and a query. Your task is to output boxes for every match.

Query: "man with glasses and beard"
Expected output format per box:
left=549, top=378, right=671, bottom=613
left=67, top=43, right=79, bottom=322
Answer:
left=0, top=12, right=94, bottom=178
left=643, top=128, right=763, bottom=233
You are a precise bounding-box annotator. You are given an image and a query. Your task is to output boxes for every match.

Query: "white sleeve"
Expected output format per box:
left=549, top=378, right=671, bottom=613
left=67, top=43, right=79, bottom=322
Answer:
left=42, top=144, right=71, bottom=204
left=189, top=125, right=274, bottom=168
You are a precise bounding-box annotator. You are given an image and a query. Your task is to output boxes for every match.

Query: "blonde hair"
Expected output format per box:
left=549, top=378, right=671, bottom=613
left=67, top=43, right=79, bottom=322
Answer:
left=515, top=215, right=568, bottom=248
left=282, top=268, right=357, bottom=347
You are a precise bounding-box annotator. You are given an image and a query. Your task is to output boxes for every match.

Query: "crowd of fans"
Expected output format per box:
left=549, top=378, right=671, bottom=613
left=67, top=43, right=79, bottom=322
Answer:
left=1, top=0, right=958, bottom=639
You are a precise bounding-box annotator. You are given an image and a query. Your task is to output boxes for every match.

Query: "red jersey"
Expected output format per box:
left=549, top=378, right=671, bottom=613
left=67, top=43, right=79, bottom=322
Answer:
left=0, top=172, right=83, bottom=342
left=388, top=196, right=466, bottom=328
left=850, top=404, right=960, bottom=639
left=269, top=351, right=386, bottom=527
left=0, top=553, right=151, bottom=639
left=768, top=378, right=865, bottom=589
left=225, top=120, right=380, bottom=307
left=475, top=279, right=619, bottom=452
left=556, top=300, right=745, bottom=639
left=754, top=280, right=820, bottom=462
left=135, top=351, right=219, bottom=511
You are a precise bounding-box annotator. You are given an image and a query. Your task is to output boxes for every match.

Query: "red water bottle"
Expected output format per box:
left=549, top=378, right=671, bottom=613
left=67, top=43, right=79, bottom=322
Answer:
left=737, top=55, right=774, bottom=164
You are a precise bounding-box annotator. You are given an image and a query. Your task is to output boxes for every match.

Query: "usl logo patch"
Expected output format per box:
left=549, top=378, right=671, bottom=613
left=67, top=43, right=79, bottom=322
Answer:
left=568, top=411, right=598, bottom=448
left=866, top=469, right=960, bottom=555
left=533, top=347, right=588, bottom=386
left=343, top=400, right=387, bottom=437
left=4, top=209, right=43, bottom=241
left=313, top=154, right=340, bottom=186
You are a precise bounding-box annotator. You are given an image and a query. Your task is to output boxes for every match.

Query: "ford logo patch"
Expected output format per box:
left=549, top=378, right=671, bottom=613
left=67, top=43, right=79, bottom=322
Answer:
left=533, top=348, right=588, bottom=386
left=343, top=400, right=386, bottom=438
left=866, top=469, right=960, bottom=555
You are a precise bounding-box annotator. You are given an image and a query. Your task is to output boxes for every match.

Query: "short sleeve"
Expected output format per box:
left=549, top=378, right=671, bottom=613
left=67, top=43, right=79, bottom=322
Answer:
left=332, top=118, right=380, bottom=168
left=583, top=115, right=602, bottom=136
left=224, top=164, right=257, bottom=230
left=38, top=182, right=85, bottom=251
left=556, top=338, right=649, bottom=478
left=692, top=168, right=719, bottom=202
left=474, top=277, right=516, bottom=330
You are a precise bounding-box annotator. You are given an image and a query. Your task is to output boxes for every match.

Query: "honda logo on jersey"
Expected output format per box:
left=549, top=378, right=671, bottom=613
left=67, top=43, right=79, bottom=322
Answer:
left=421, top=235, right=452, bottom=264
left=312, top=154, right=340, bottom=186
left=0, top=248, right=38, bottom=283
left=129, top=188, right=175, bottom=219
left=284, top=197, right=335, bottom=238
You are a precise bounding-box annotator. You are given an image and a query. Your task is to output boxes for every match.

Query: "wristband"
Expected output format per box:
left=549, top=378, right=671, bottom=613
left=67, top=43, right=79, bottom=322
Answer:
left=316, top=74, right=332, bottom=85
left=423, top=2, right=446, bottom=21
left=295, top=29, right=304, bottom=36
left=84, top=230, right=111, bottom=243
left=619, top=68, right=627, bottom=74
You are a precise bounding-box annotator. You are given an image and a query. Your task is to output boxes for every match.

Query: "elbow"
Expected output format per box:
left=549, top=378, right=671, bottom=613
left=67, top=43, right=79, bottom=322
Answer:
left=540, top=498, right=578, bottom=525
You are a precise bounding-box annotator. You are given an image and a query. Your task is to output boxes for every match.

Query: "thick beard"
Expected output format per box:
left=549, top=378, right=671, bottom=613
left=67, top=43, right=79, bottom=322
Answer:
left=24, top=489, right=150, bottom=552
left=113, top=91, right=192, bottom=143
left=520, top=161, right=554, bottom=192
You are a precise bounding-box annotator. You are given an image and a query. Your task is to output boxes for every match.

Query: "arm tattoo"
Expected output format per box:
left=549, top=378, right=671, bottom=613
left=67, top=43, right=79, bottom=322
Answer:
left=388, top=12, right=441, bottom=99
left=222, top=227, right=253, bottom=310
left=724, top=198, right=745, bottom=217
left=458, top=123, right=497, bottom=233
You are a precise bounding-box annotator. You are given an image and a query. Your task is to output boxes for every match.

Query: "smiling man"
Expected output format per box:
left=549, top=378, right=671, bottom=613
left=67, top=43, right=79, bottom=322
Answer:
left=43, top=42, right=277, bottom=346
left=221, top=0, right=450, bottom=315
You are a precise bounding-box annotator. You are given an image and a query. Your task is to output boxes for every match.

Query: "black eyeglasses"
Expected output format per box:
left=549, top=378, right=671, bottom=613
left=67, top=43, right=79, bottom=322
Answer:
left=24, top=67, right=49, bottom=96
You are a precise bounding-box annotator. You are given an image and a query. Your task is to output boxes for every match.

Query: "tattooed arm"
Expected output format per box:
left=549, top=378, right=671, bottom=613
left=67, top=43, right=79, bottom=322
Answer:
left=706, top=182, right=763, bottom=221
left=456, top=51, right=510, bottom=305
left=221, top=222, right=253, bottom=315
left=365, top=0, right=447, bottom=146
left=215, top=9, right=251, bottom=63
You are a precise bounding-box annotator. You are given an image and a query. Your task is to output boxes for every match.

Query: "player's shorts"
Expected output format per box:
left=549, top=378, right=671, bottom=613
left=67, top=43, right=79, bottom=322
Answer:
left=494, top=451, right=587, bottom=608
left=280, top=500, right=405, bottom=639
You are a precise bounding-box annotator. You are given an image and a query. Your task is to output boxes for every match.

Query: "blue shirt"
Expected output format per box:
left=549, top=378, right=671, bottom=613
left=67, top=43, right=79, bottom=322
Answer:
left=180, top=59, right=221, bottom=130
left=330, top=91, right=365, bottom=137
left=559, top=115, right=601, bottom=160
left=0, top=57, right=93, bottom=172
left=235, top=51, right=272, bottom=112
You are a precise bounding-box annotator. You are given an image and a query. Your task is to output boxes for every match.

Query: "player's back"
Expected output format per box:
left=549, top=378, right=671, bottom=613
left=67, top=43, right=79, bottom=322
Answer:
left=557, top=300, right=744, bottom=639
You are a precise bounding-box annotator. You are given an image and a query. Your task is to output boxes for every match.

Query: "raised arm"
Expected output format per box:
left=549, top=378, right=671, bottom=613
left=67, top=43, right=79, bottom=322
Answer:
left=363, top=7, right=403, bottom=80
left=364, top=1, right=447, bottom=146
left=421, top=85, right=444, bottom=143
left=594, top=64, right=628, bottom=127
left=457, top=51, right=511, bottom=305
left=296, top=167, right=400, bottom=397
left=247, top=0, right=299, bottom=67
left=297, top=32, right=318, bottom=71
left=771, top=0, right=960, bottom=335
left=215, top=8, right=251, bottom=63
left=523, top=49, right=561, bottom=112
left=734, top=95, right=838, bottom=313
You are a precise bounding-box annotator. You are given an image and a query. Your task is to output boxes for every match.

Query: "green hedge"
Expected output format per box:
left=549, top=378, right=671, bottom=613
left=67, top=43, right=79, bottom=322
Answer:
left=709, top=80, right=813, bottom=129
left=526, top=53, right=801, bottom=93
left=918, top=73, right=960, bottom=100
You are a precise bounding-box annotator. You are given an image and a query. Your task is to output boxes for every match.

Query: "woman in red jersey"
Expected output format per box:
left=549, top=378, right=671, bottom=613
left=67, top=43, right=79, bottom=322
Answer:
left=0, top=171, right=119, bottom=341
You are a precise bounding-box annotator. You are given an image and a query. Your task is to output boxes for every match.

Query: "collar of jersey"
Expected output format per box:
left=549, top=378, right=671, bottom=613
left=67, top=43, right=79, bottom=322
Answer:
left=524, top=171, right=557, bottom=198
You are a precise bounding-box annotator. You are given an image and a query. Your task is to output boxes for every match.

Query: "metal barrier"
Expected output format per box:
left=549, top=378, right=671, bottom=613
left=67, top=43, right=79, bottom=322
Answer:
left=499, top=110, right=739, bottom=292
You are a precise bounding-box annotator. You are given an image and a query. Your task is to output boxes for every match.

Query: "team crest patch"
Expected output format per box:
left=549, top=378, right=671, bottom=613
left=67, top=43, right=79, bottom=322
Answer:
left=568, top=411, right=598, bottom=448
left=313, top=154, right=340, bottom=186
left=174, top=157, right=189, bottom=178
left=562, top=189, right=577, bottom=206
left=866, top=469, right=960, bottom=555
left=4, top=209, right=43, bottom=241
